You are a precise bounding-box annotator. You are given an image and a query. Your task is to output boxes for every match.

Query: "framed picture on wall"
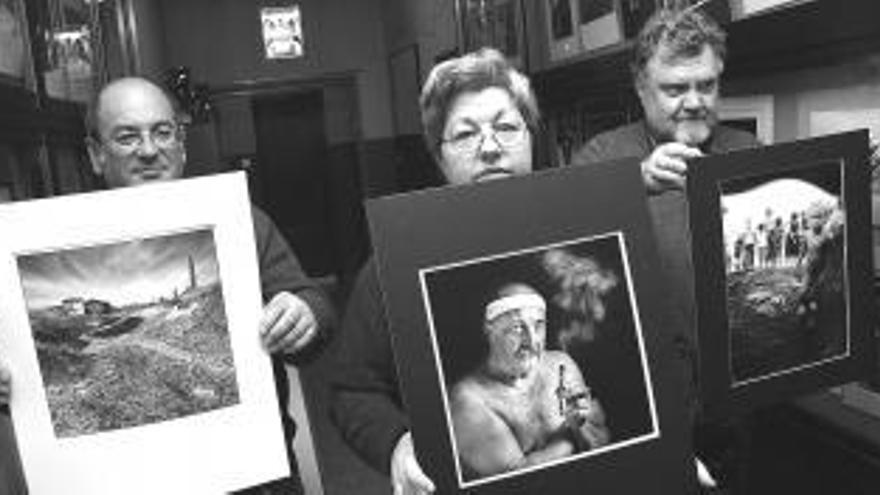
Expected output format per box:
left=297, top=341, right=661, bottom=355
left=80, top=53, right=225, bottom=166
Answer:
left=455, top=0, right=527, bottom=68
left=687, top=131, right=875, bottom=420
left=618, top=0, right=658, bottom=39
left=0, top=0, right=33, bottom=88
left=367, top=160, right=696, bottom=494
left=40, top=0, right=106, bottom=103
left=719, top=95, right=775, bottom=145
left=0, top=173, right=293, bottom=494
left=544, top=0, right=581, bottom=62
left=260, top=5, right=305, bottom=60
left=577, top=0, right=624, bottom=54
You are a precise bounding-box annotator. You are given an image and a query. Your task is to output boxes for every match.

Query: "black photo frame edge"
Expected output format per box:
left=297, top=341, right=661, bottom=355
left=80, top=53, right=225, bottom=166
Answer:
left=366, top=160, right=697, bottom=494
left=688, top=129, right=876, bottom=421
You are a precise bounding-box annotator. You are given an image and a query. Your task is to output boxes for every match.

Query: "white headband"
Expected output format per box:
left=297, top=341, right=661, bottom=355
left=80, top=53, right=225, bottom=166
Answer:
left=485, top=293, right=546, bottom=322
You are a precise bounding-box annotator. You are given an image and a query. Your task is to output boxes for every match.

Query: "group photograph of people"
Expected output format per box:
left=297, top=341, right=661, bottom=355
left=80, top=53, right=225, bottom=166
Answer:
left=721, top=166, right=848, bottom=385
left=1, top=0, right=880, bottom=494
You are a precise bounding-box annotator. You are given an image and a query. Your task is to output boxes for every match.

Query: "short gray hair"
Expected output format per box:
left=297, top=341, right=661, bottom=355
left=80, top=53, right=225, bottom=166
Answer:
left=419, top=48, right=539, bottom=160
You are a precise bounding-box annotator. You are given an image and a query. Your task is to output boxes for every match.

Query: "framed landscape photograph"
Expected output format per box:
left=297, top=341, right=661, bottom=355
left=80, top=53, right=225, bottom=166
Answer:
left=688, top=130, right=875, bottom=419
left=0, top=173, right=290, bottom=494
left=367, top=160, right=695, bottom=494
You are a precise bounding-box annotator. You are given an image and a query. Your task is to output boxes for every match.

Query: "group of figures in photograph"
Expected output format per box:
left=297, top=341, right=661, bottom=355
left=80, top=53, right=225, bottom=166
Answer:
left=421, top=233, right=657, bottom=487
left=18, top=228, right=237, bottom=438
left=726, top=207, right=828, bottom=274
left=719, top=161, right=848, bottom=386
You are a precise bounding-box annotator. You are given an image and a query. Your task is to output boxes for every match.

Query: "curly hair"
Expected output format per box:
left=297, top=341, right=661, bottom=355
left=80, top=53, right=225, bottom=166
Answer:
left=419, top=47, right=539, bottom=160
left=631, top=7, right=726, bottom=81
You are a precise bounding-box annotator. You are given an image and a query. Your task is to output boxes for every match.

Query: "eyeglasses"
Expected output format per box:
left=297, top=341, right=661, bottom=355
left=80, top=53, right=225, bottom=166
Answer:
left=442, top=121, right=526, bottom=155
left=103, top=121, right=182, bottom=154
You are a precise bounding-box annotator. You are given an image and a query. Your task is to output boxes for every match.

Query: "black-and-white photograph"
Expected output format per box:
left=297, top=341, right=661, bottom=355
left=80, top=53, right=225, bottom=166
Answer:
left=720, top=160, right=847, bottom=386
left=420, top=232, right=657, bottom=488
left=17, top=227, right=238, bottom=438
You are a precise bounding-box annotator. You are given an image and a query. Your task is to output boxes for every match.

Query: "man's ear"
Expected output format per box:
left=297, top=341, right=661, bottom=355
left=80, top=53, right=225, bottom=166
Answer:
left=85, top=136, right=104, bottom=177
left=633, top=73, right=649, bottom=105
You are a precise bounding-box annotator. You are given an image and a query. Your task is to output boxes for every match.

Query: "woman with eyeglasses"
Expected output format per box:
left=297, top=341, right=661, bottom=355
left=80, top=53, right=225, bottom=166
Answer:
left=329, top=48, right=541, bottom=495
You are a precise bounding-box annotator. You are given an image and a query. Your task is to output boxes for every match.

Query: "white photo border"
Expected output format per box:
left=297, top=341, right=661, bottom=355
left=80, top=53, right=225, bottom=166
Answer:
left=418, top=231, right=660, bottom=489
left=0, top=172, right=289, bottom=495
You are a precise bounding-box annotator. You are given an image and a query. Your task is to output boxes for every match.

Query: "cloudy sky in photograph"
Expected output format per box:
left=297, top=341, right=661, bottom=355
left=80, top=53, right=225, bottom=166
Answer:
left=722, top=178, right=838, bottom=238
left=17, top=228, right=220, bottom=309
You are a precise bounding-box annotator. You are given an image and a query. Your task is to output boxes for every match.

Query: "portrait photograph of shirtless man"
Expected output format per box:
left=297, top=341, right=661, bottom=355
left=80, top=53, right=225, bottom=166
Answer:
left=419, top=232, right=658, bottom=488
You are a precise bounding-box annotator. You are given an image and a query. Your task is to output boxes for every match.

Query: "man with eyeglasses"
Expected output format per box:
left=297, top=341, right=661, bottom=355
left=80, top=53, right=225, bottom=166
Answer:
left=450, top=283, right=609, bottom=482
left=84, top=79, right=186, bottom=188
left=0, top=77, right=335, bottom=495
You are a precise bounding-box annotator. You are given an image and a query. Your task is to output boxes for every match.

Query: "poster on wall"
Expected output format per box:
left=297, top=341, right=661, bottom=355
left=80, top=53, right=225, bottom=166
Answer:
left=367, top=161, right=695, bottom=494
left=260, top=5, right=304, bottom=60
left=688, top=131, right=875, bottom=419
left=0, top=173, right=291, bottom=494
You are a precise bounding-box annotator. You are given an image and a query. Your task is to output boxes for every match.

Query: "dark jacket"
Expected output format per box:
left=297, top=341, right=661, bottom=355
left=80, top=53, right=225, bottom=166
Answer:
left=245, top=205, right=336, bottom=493
left=570, top=120, right=759, bottom=361
left=329, top=258, right=410, bottom=475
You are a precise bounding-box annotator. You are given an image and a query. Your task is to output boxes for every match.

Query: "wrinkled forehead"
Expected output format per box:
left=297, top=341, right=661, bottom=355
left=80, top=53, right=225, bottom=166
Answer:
left=485, top=307, right=546, bottom=336
left=643, top=43, right=723, bottom=82
left=444, top=87, right=522, bottom=129
left=97, top=86, right=176, bottom=134
left=484, top=292, right=546, bottom=325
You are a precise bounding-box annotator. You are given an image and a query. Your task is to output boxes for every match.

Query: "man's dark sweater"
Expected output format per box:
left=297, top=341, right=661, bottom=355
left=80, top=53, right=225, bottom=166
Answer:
left=571, top=121, right=759, bottom=369
left=571, top=120, right=759, bottom=490
left=237, top=206, right=336, bottom=495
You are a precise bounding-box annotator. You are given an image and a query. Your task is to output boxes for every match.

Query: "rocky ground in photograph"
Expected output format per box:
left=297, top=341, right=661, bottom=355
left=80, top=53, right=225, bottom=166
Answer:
left=30, top=284, right=239, bottom=438
left=727, top=266, right=845, bottom=383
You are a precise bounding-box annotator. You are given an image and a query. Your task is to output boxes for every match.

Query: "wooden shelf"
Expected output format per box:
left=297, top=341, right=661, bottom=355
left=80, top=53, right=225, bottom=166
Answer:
left=533, top=0, right=880, bottom=111
left=725, top=0, right=880, bottom=79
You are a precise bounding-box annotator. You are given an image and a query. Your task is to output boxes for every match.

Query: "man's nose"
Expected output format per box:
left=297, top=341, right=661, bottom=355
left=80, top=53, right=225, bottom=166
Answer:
left=135, top=134, right=161, bottom=157
left=681, top=89, right=704, bottom=110
left=520, top=323, right=536, bottom=347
